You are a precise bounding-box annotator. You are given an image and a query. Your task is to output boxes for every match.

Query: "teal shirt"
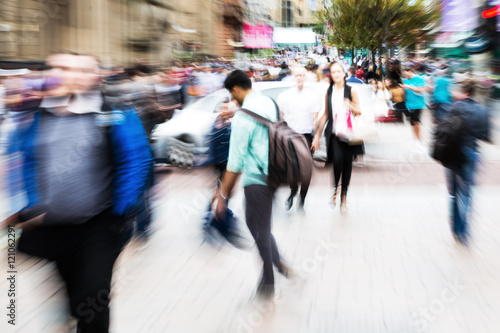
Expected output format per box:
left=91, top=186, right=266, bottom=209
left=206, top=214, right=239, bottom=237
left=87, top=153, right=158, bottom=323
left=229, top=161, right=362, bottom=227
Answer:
left=404, top=75, right=426, bottom=110
left=433, top=77, right=452, bottom=104
left=226, top=91, right=278, bottom=187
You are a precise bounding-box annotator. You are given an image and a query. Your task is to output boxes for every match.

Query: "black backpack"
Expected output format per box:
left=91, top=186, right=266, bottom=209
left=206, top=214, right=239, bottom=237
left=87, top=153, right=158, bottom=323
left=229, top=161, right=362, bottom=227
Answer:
left=431, top=107, right=466, bottom=170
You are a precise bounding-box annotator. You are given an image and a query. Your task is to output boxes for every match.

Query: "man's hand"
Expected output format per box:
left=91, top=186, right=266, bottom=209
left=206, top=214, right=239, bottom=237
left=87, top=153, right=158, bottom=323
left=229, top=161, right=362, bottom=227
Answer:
left=217, top=101, right=237, bottom=120
left=214, top=193, right=228, bottom=222
left=218, top=110, right=235, bottom=119
left=213, top=171, right=239, bottom=221
left=17, top=213, right=45, bottom=231
left=311, top=137, right=320, bottom=152
left=0, top=213, right=19, bottom=230
left=0, top=212, right=45, bottom=231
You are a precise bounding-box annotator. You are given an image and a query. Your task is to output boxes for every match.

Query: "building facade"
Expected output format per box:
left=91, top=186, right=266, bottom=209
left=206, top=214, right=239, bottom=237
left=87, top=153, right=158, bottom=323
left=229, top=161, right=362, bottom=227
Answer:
left=0, top=0, right=237, bottom=66
left=0, top=0, right=325, bottom=65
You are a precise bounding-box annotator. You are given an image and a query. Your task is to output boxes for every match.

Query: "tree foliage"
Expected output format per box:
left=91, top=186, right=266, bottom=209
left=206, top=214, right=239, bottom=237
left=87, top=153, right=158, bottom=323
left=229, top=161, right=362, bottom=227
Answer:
left=316, top=0, right=441, bottom=51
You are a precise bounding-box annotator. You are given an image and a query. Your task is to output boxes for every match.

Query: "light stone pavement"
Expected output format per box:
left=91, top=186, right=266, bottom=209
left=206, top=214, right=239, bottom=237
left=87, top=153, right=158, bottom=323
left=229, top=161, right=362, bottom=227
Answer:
left=1, top=108, right=500, bottom=333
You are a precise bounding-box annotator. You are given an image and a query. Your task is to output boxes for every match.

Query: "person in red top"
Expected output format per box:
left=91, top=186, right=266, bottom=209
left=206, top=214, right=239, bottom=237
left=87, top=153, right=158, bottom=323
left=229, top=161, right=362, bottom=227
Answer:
left=355, top=65, right=364, bottom=80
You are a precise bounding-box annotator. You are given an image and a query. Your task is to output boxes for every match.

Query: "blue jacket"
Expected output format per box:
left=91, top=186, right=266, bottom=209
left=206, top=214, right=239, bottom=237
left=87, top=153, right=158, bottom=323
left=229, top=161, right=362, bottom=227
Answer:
left=5, top=106, right=153, bottom=220
left=451, top=98, right=491, bottom=151
left=347, top=76, right=364, bottom=84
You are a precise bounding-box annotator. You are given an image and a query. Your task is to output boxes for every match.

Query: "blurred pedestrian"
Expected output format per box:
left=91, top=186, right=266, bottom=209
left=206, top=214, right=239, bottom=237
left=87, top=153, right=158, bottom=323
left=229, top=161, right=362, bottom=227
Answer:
left=364, top=65, right=377, bottom=83
left=355, top=65, right=364, bottom=80
left=215, top=70, right=290, bottom=299
left=1, top=52, right=152, bottom=333
left=379, top=56, right=387, bottom=78
left=444, top=79, right=491, bottom=245
left=347, top=67, right=363, bottom=84
left=128, top=66, right=164, bottom=136
left=429, top=67, right=453, bottom=124
left=202, top=97, right=246, bottom=248
left=306, top=65, right=318, bottom=82
left=311, top=62, right=363, bottom=215
left=278, top=62, right=291, bottom=81
left=277, top=66, right=322, bottom=211
left=361, top=57, right=368, bottom=71
left=385, top=78, right=406, bottom=122
left=402, top=65, right=426, bottom=143
left=387, top=59, right=402, bottom=84
left=155, top=70, right=184, bottom=121
left=373, top=80, right=391, bottom=118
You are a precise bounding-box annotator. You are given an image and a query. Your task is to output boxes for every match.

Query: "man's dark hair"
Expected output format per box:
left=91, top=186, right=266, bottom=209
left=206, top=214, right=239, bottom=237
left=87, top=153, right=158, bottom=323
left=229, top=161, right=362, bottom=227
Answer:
left=348, top=66, right=356, bottom=75
left=224, top=70, right=252, bottom=91
left=461, top=78, right=476, bottom=97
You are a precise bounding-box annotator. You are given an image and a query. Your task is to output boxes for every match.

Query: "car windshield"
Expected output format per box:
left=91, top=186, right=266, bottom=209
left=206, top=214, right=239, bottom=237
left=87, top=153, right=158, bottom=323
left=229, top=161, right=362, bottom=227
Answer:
left=189, top=90, right=230, bottom=112
left=259, top=87, right=289, bottom=100
left=187, top=87, right=290, bottom=113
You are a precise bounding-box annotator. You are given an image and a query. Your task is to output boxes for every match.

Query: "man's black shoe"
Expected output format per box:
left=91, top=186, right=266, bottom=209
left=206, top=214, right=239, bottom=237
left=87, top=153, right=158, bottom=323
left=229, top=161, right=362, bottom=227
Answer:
left=285, top=194, right=295, bottom=211
left=256, top=280, right=275, bottom=300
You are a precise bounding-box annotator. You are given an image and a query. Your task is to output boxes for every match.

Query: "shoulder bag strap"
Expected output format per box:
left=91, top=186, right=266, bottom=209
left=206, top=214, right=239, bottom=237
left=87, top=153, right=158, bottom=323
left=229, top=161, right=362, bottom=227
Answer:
left=343, top=84, right=352, bottom=101
left=238, top=108, right=273, bottom=127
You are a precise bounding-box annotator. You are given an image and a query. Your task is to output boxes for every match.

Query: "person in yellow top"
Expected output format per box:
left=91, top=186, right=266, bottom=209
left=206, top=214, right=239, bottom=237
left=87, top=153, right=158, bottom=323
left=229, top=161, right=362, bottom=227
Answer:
left=385, top=78, right=406, bottom=122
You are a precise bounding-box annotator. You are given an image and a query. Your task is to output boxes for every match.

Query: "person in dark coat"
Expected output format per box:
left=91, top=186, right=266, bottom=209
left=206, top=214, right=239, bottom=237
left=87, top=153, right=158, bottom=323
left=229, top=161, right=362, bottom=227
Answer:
left=445, top=79, right=491, bottom=246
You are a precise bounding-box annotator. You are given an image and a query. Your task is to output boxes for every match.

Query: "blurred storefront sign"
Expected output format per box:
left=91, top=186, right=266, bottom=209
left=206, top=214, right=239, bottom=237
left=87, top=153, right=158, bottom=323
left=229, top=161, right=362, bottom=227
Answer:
left=431, top=31, right=472, bottom=58
left=432, top=31, right=473, bottom=48
left=465, top=33, right=491, bottom=53
left=486, top=0, right=500, bottom=31
left=242, top=23, right=273, bottom=49
left=273, top=27, right=316, bottom=46
left=441, top=0, right=478, bottom=32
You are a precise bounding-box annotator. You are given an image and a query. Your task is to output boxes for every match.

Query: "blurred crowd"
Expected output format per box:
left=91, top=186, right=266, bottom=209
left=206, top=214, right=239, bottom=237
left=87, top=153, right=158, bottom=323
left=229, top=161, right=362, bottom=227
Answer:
left=1, top=52, right=496, bottom=131
left=0, top=47, right=495, bottom=332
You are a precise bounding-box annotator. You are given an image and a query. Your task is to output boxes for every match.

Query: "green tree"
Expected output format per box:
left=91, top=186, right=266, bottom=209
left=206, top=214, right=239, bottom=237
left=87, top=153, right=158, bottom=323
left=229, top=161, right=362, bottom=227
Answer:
left=316, top=0, right=441, bottom=66
left=316, top=1, right=364, bottom=62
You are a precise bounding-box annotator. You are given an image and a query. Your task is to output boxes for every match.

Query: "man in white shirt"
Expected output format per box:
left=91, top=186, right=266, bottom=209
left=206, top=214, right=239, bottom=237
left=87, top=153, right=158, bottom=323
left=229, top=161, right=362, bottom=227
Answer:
left=277, top=66, right=322, bottom=211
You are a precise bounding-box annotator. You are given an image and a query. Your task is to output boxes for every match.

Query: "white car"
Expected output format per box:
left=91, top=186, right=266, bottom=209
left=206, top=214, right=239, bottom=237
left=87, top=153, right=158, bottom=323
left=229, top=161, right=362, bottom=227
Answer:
left=151, top=81, right=379, bottom=167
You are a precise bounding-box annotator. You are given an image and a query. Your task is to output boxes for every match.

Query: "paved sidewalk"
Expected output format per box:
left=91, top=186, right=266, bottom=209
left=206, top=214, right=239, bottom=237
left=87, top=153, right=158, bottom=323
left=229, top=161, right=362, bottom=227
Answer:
left=1, top=111, right=500, bottom=333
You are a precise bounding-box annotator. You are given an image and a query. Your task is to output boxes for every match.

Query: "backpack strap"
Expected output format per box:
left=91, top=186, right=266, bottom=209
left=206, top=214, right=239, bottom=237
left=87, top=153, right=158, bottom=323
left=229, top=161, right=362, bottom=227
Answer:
left=238, top=108, right=273, bottom=127
left=271, top=99, right=281, bottom=120
left=238, top=96, right=280, bottom=125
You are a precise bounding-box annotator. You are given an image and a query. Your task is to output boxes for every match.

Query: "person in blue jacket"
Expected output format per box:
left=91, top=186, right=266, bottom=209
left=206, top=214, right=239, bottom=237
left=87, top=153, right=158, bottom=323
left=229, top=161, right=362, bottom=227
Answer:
left=1, top=52, right=153, bottom=333
left=446, top=79, right=491, bottom=246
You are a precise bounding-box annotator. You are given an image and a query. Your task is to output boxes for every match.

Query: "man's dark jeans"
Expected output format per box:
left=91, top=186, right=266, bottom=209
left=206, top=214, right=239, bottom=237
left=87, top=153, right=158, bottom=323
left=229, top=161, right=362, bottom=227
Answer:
left=136, top=190, right=151, bottom=235
left=244, top=185, right=281, bottom=286
left=290, top=133, right=313, bottom=204
left=18, top=208, right=124, bottom=333
left=446, top=146, right=478, bottom=239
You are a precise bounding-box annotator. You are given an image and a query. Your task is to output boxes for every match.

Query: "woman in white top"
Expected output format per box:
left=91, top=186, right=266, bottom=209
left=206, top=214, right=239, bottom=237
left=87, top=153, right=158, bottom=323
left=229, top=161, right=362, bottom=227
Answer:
left=312, top=62, right=362, bottom=215
left=373, top=80, right=391, bottom=117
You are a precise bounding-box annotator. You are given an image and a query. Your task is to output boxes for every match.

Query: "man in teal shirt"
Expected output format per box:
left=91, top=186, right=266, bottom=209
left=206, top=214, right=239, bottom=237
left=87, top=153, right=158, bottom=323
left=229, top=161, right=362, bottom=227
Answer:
left=215, top=70, right=290, bottom=299
left=402, top=65, right=426, bottom=142
left=430, top=68, right=453, bottom=123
